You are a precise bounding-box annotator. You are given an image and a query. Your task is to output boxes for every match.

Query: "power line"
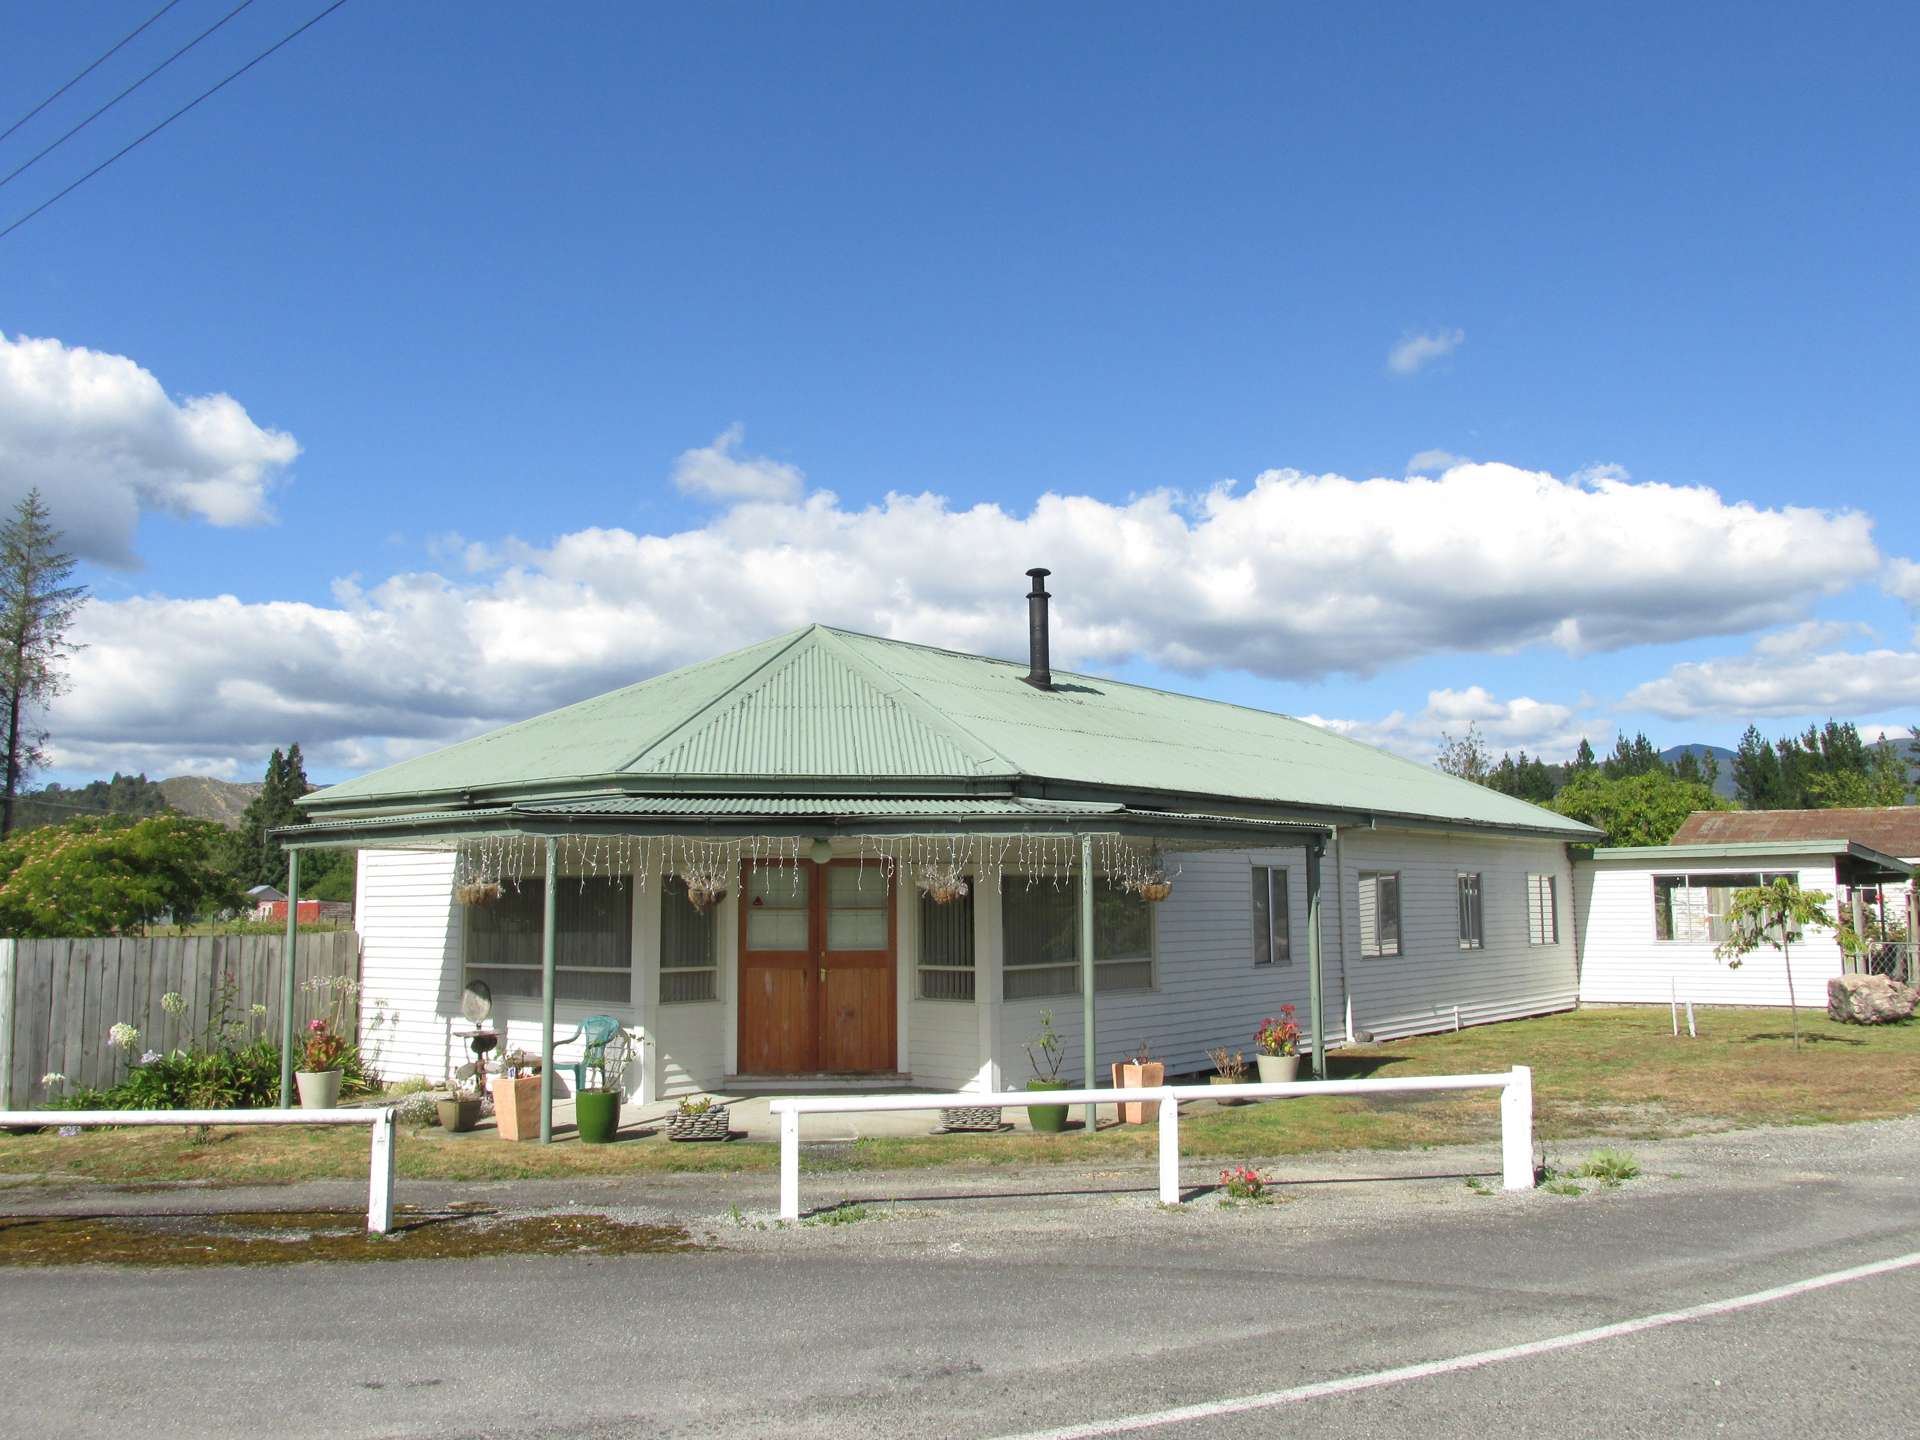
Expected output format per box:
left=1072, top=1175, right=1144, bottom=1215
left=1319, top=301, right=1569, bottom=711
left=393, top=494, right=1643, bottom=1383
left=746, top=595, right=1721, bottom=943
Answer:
left=0, top=0, right=189, bottom=147
left=1, top=0, right=263, bottom=193
left=0, top=0, right=352, bottom=244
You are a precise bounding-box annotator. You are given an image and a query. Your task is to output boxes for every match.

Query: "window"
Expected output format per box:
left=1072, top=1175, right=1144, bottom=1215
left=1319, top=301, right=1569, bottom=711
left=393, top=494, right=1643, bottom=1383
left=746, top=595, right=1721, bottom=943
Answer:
left=1359, top=872, right=1401, bottom=957
left=466, top=876, right=633, bottom=1003
left=1457, top=873, right=1483, bottom=949
left=659, top=877, right=717, bottom=1003
left=1653, top=873, right=1800, bottom=943
left=1252, top=866, right=1291, bottom=966
left=918, top=888, right=976, bottom=1001
left=1001, top=879, right=1155, bottom=998
left=1527, top=874, right=1558, bottom=946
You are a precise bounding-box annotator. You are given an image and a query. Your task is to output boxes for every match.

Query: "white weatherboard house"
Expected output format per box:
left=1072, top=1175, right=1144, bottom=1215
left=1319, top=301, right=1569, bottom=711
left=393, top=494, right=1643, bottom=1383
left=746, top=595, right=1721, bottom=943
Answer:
left=287, top=575, right=1597, bottom=1130
left=1574, top=808, right=1919, bottom=1007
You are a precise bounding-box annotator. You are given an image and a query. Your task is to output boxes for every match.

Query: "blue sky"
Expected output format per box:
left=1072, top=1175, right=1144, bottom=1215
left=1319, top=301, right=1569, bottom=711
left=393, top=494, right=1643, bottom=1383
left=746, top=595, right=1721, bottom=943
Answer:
left=4, top=1, right=1917, bottom=785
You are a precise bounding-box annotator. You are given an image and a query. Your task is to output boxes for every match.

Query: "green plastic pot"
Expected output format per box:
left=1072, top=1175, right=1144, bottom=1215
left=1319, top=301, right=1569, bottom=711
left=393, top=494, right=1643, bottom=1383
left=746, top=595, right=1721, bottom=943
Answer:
left=574, top=1089, right=622, bottom=1144
left=1026, top=1079, right=1069, bottom=1133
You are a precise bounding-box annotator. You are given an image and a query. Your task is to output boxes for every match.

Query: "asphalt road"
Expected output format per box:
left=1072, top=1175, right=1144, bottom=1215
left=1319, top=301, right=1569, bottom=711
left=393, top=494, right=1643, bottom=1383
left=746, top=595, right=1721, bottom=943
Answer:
left=5, top=1119, right=1920, bottom=1438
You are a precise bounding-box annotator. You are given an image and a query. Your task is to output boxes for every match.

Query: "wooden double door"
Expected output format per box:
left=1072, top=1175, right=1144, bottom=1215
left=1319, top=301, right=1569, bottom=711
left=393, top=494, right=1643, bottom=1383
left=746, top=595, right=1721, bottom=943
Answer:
left=738, top=860, right=896, bottom=1075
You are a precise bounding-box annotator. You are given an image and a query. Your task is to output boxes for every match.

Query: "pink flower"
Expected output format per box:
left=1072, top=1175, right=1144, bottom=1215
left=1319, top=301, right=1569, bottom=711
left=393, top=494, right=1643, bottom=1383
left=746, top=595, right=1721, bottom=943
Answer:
left=308, top=1019, right=325, bottom=1033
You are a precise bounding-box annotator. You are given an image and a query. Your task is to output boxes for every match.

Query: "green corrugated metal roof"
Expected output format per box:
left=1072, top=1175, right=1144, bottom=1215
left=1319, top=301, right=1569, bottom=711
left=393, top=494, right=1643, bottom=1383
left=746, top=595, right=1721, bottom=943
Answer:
left=304, top=624, right=1596, bottom=837
left=1591, top=839, right=1914, bottom=873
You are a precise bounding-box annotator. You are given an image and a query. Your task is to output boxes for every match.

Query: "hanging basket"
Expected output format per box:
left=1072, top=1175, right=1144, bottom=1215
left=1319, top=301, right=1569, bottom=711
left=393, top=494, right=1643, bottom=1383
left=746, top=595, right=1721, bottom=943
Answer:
left=686, top=884, right=727, bottom=913
left=1137, top=880, right=1173, bottom=903
left=455, top=881, right=505, bottom=908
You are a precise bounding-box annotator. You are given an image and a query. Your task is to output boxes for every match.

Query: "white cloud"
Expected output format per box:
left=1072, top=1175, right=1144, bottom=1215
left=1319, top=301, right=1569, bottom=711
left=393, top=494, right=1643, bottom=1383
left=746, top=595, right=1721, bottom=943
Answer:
left=671, top=423, right=804, bottom=502
left=1406, top=449, right=1470, bottom=475
left=1885, top=557, right=1920, bottom=607
left=1750, top=619, right=1872, bottom=658
left=1303, top=687, right=1591, bottom=765
left=1626, top=637, right=1920, bottom=720
left=1387, top=328, right=1465, bottom=376
left=0, top=332, right=298, bottom=567
left=46, top=454, right=1867, bottom=778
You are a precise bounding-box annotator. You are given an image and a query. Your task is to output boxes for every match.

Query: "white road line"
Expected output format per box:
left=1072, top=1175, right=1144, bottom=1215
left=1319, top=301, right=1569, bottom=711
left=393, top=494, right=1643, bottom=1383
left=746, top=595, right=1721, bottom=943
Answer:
left=991, top=1249, right=1920, bottom=1440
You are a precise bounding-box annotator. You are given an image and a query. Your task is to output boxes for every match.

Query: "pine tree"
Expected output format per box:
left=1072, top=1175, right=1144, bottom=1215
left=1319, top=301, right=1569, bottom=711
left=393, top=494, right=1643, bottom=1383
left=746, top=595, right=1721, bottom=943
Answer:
left=1572, top=738, right=1597, bottom=773
left=0, top=490, right=88, bottom=836
left=225, top=743, right=350, bottom=897
left=1733, top=725, right=1787, bottom=808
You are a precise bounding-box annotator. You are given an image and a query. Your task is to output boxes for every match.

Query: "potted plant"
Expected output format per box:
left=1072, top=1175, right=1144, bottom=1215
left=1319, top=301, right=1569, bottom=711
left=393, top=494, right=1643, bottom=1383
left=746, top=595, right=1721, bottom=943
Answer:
left=574, top=1031, right=634, bottom=1145
left=1254, top=1007, right=1302, bottom=1083
left=490, top=1049, right=543, bottom=1142
left=438, top=1055, right=486, bottom=1133
left=295, top=1017, right=347, bottom=1109
left=1024, top=1009, right=1070, bottom=1133
left=666, top=1094, right=731, bottom=1142
left=1110, top=1038, right=1165, bottom=1125
left=1208, top=1047, right=1253, bottom=1104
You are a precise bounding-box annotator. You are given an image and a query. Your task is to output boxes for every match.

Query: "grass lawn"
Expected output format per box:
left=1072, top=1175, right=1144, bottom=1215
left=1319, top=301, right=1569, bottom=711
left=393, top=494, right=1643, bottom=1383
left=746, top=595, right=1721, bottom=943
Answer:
left=4, top=1007, right=1915, bottom=1187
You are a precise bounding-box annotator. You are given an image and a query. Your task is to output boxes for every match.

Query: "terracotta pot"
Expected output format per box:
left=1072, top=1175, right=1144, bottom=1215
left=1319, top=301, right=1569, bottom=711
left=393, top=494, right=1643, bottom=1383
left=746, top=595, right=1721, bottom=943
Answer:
left=1110, top=1060, right=1165, bottom=1124
left=1256, top=1053, right=1300, bottom=1085
left=1209, top=1074, right=1253, bottom=1105
left=490, top=1074, right=542, bottom=1141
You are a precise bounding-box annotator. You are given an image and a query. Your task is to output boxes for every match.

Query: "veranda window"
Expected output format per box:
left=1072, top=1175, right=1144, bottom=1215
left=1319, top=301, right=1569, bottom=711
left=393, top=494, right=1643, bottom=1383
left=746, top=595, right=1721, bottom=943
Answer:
left=466, top=875, right=633, bottom=1003
left=918, top=888, right=976, bottom=1001
left=1001, top=879, right=1154, bottom=999
left=659, top=877, right=717, bottom=1003
left=1252, top=865, right=1291, bottom=966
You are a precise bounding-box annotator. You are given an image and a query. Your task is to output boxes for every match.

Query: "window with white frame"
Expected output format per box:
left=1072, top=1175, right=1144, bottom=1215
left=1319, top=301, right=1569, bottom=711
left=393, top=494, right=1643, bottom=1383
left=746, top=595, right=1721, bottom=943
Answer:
left=466, top=875, right=633, bottom=1003
left=1252, top=865, right=1291, bottom=965
left=1457, top=873, right=1483, bottom=949
left=1358, top=871, right=1401, bottom=957
left=1526, top=873, right=1559, bottom=946
left=1001, top=878, right=1154, bottom=999
left=658, top=876, right=717, bottom=1003
left=918, top=888, right=976, bottom=1001
left=1653, top=872, right=1800, bottom=944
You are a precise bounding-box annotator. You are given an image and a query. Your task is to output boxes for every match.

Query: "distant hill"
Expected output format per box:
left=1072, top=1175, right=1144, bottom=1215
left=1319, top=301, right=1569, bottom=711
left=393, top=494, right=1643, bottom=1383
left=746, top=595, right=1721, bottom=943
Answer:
left=157, top=776, right=261, bottom=829
left=1659, top=744, right=1739, bottom=799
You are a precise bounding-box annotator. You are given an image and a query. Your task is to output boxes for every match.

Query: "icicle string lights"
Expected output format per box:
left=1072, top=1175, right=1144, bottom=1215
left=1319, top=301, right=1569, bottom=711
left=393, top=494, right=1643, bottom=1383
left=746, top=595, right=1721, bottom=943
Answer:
left=442, top=830, right=1178, bottom=899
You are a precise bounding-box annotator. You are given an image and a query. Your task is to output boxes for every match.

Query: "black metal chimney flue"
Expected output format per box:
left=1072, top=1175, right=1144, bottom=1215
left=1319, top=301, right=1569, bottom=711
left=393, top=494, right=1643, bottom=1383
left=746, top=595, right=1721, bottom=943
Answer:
left=1023, top=567, right=1052, bottom=689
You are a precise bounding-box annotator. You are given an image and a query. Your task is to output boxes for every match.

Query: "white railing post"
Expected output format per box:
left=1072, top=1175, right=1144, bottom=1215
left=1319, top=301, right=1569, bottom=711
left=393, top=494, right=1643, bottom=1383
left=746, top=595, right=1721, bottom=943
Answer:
left=779, top=1106, right=800, bottom=1221
left=1500, top=1065, right=1534, bottom=1191
left=1157, top=1087, right=1181, bottom=1205
left=367, top=1108, right=396, bottom=1234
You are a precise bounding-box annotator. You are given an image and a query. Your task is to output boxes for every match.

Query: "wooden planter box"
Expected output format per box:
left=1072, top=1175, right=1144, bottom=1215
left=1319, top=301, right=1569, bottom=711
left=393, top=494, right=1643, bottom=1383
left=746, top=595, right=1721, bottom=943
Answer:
left=667, top=1105, right=731, bottom=1142
left=490, top=1074, right=542, bottom=1142
left=1111, top=1060, right=1165, bottom=1124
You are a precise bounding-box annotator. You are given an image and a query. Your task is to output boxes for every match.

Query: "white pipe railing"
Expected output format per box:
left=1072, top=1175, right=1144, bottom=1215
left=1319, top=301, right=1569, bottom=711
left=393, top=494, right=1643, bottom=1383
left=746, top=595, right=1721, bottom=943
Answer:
left=0, top=1107, right=398, bottom=1233
left=768, top=1066, right=1533, bottom=1221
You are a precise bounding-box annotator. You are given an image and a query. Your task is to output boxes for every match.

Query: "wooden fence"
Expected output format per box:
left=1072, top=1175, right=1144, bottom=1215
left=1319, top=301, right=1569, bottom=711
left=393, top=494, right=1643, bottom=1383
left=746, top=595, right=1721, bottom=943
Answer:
left=0, top=932, right=361, bottom=1107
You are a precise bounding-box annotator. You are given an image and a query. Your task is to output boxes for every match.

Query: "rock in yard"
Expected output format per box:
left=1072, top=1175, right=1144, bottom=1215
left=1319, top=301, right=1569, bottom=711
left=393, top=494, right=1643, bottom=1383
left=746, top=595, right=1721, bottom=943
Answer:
left=1827, top=973, right=1918, bottom=1024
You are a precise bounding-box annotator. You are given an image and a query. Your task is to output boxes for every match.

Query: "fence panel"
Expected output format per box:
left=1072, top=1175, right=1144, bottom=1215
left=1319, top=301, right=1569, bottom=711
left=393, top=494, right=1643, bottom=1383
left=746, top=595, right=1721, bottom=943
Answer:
left=0, top=932, right=360, bottom=1105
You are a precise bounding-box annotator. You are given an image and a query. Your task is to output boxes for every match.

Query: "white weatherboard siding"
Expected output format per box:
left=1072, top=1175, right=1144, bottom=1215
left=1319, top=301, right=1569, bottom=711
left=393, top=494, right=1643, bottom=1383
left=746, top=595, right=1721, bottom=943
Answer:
left=1575, top=855, right=1847, bottom=1007
left=995, top=848, right=1335, bottom=1086
left=355, top=848, right=465, bottom=1084
left=1336, top=829, right=1578, bottom=1042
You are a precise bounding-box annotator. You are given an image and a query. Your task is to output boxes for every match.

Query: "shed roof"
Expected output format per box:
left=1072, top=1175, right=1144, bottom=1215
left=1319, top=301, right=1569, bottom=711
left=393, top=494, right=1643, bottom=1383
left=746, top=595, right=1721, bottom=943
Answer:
left=302, top=624, right=1594, bottom=838
left=1588, top=839, right=1913, bottom=883
left=1670, top=807, right=1920, bottom=857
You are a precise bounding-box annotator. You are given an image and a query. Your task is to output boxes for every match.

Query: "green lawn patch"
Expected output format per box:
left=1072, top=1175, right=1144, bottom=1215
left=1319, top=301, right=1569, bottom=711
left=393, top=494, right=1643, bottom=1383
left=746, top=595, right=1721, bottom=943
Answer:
left=4, top=1007, right=1913, bottom=1187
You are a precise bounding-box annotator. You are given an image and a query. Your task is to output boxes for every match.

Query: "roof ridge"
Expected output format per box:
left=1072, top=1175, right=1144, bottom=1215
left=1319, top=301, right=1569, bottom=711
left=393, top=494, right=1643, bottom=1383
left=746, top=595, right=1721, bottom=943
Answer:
left=614, top=625, right=819, bottom=773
